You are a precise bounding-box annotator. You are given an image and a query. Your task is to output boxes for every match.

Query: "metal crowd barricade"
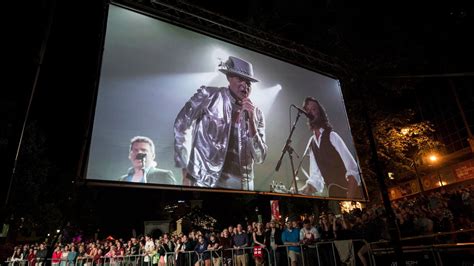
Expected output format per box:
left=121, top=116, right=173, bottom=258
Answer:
left=4, top=259, right=28, bottom=266
left=220, top=246, right=270, bottom=266
left=163, top=251, right=176, bottom=266
left=121, top=254, right=143, bottom=266
left=369, top=241, right=474, bottom=266
left=197, top=249, right=223, bottom=266
left=169, top=250, right=197, bottom=266
left=275, top=239, right=370, bottom=266
left=434, top=242, right=474, bottom=266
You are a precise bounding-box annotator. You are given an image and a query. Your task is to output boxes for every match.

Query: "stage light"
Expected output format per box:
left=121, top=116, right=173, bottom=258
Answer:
left=56, top=229, right=60, bottom=233
left=252, top=84, right=283, bottom=114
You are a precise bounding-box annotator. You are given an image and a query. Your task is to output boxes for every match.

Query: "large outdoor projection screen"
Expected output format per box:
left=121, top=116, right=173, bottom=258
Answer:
left=86, top=4, right=366, bottom=200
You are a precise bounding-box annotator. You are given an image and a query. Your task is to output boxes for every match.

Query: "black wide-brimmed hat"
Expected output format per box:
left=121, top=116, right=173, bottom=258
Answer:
left=218, top=56, right=259, bottom=82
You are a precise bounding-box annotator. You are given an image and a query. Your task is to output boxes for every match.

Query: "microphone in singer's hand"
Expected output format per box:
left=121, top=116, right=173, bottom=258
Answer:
left=242, top=109, right=249, bottom=132
left=136, top=153, right=147, bottom=160
left=291, top=104, right=312, bottom=119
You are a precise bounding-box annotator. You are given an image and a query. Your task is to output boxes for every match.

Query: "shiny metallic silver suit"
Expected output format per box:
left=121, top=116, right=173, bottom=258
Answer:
left=174, top=86, right=267, bottom=188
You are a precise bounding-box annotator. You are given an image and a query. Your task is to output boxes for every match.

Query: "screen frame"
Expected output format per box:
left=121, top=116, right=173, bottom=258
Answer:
left=77, top=1, right=369, bottom=202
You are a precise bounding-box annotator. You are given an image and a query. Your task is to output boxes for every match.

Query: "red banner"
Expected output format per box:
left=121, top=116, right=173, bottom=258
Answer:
left=270, top=200, right=280, bottom=221
left=454, top=159, right=474, bottom=181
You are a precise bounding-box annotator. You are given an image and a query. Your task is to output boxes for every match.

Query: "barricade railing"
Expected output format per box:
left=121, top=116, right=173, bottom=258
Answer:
left=4, top=259, right=29, bottom=266
left=369, top=241, right=474, bottom=266
left=161, top=251, right=176, bottom=266
left=401, top=228, right=474, bottom=245
left=433, top=242, right=474, bottom=266
left=276, top=239, right=369, bottom=266
left=5, top=241, right=369, bottom=266
left=171, top=250, right=197, bottom=266
left=10, top=237, right=472, bottom=266
left=198, top=249, right=223, bottom=266
left=219, top=246, right=270, bottom=266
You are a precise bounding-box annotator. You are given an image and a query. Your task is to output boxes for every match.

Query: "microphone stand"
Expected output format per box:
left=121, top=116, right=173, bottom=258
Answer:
left=141, top=158, right=147, bottom=183
left=275, top=111, right=303, bottom=193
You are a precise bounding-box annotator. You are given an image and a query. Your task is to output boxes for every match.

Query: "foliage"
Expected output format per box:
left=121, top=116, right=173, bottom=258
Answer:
left=343, top=80, right=443, bottom=201
left=374, top=109, right=443, bottom=181
left=181, top=207, right=217, bottom=230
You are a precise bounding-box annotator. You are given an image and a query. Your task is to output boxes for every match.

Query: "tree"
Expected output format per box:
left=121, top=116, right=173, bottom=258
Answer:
left=374, top=110, right=443, bottom=182
left=343, top=78, right=443, bottom=201
left=181, top=207, right=217, bottom=231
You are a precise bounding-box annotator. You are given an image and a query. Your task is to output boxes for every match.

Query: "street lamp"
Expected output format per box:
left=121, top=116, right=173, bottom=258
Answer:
left=427, top=153, right=443, bottom=187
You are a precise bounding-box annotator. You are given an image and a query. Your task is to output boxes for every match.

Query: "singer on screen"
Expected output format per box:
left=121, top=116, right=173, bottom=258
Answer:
left=174, top=56, right=267, bottom=190
left=119, top=136, right=176, bottom=185
left=298, top=97, right=362, bottom=198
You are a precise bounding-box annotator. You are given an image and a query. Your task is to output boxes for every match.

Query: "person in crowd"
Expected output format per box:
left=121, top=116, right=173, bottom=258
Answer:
left=300, top=219, right=319, bottom=244
left=246, top=224, right=254, bottom=247
left=93, top=248, right=102, bottom=265
left=158, top=233, right=174, bottom=266
left=265, top=220, right=283, bottom=266
left=174, top=56, right=267, bottom=190
left=300, top=218, right=319, bottom=266
left=119, top=136, right=176, bottom=185
left=220, top=229, right=234, bottom=266
left=86, top=243, right=98, bottom=266
left=75, top=245, right=86, bottom=266
left=252, top=223, right=266, bottom=266
left=298, top=97, right=362, bottom=198
left=207, top=233, right=222, bottom=266
left=104, top=245, right=117, bottom=264
left=233, top=224, right=249, bottom=266
left=228, top=226, right=235, bottom=237
left=174, top=237, right=182, bottom=263
left=21, top=245, right=29, bottom=260
left=142, top=234, right=155, bottom=266
left=9, top=247, right=24, bottom=266
left=281, top=219, right=301, bottom=266
left=27, top=248, right=37, bottom=266
left=36, top=243, right=47, bottom=266
left=194, top=235, right=211, bottom=266
left=60, top=245, right=69, bottom=266
left=51, top=246, right=62, bottom=266
left=67, top=245, right=77, bottom=266
left=177, top=235, right=194, bottom=266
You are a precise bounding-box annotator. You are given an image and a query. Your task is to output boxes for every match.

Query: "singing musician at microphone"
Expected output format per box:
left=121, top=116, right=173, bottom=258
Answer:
left=298, top=97, right=362, bottom=199
left=174, top=56, right=267, bottom=189
left=119, top=136, right=176, bottom=185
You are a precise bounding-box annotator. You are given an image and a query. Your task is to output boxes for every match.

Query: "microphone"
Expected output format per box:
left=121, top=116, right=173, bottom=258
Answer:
left=135, top=153, right=147, bottom=160
left=291, top=104, right=312, bottom=119
left=243, top=109, right=249, bottom=121
left=242, top=110, right=250, bottom=133
left=136, top=153, right=147, bottom=181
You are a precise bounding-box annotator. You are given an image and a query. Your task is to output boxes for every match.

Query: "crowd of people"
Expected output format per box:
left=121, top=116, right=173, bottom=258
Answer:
left=391, top=184, right=473, bottom=236
left=6, top=214, right=385, bottom=266
left=6, top=184, right=474, bottom=266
